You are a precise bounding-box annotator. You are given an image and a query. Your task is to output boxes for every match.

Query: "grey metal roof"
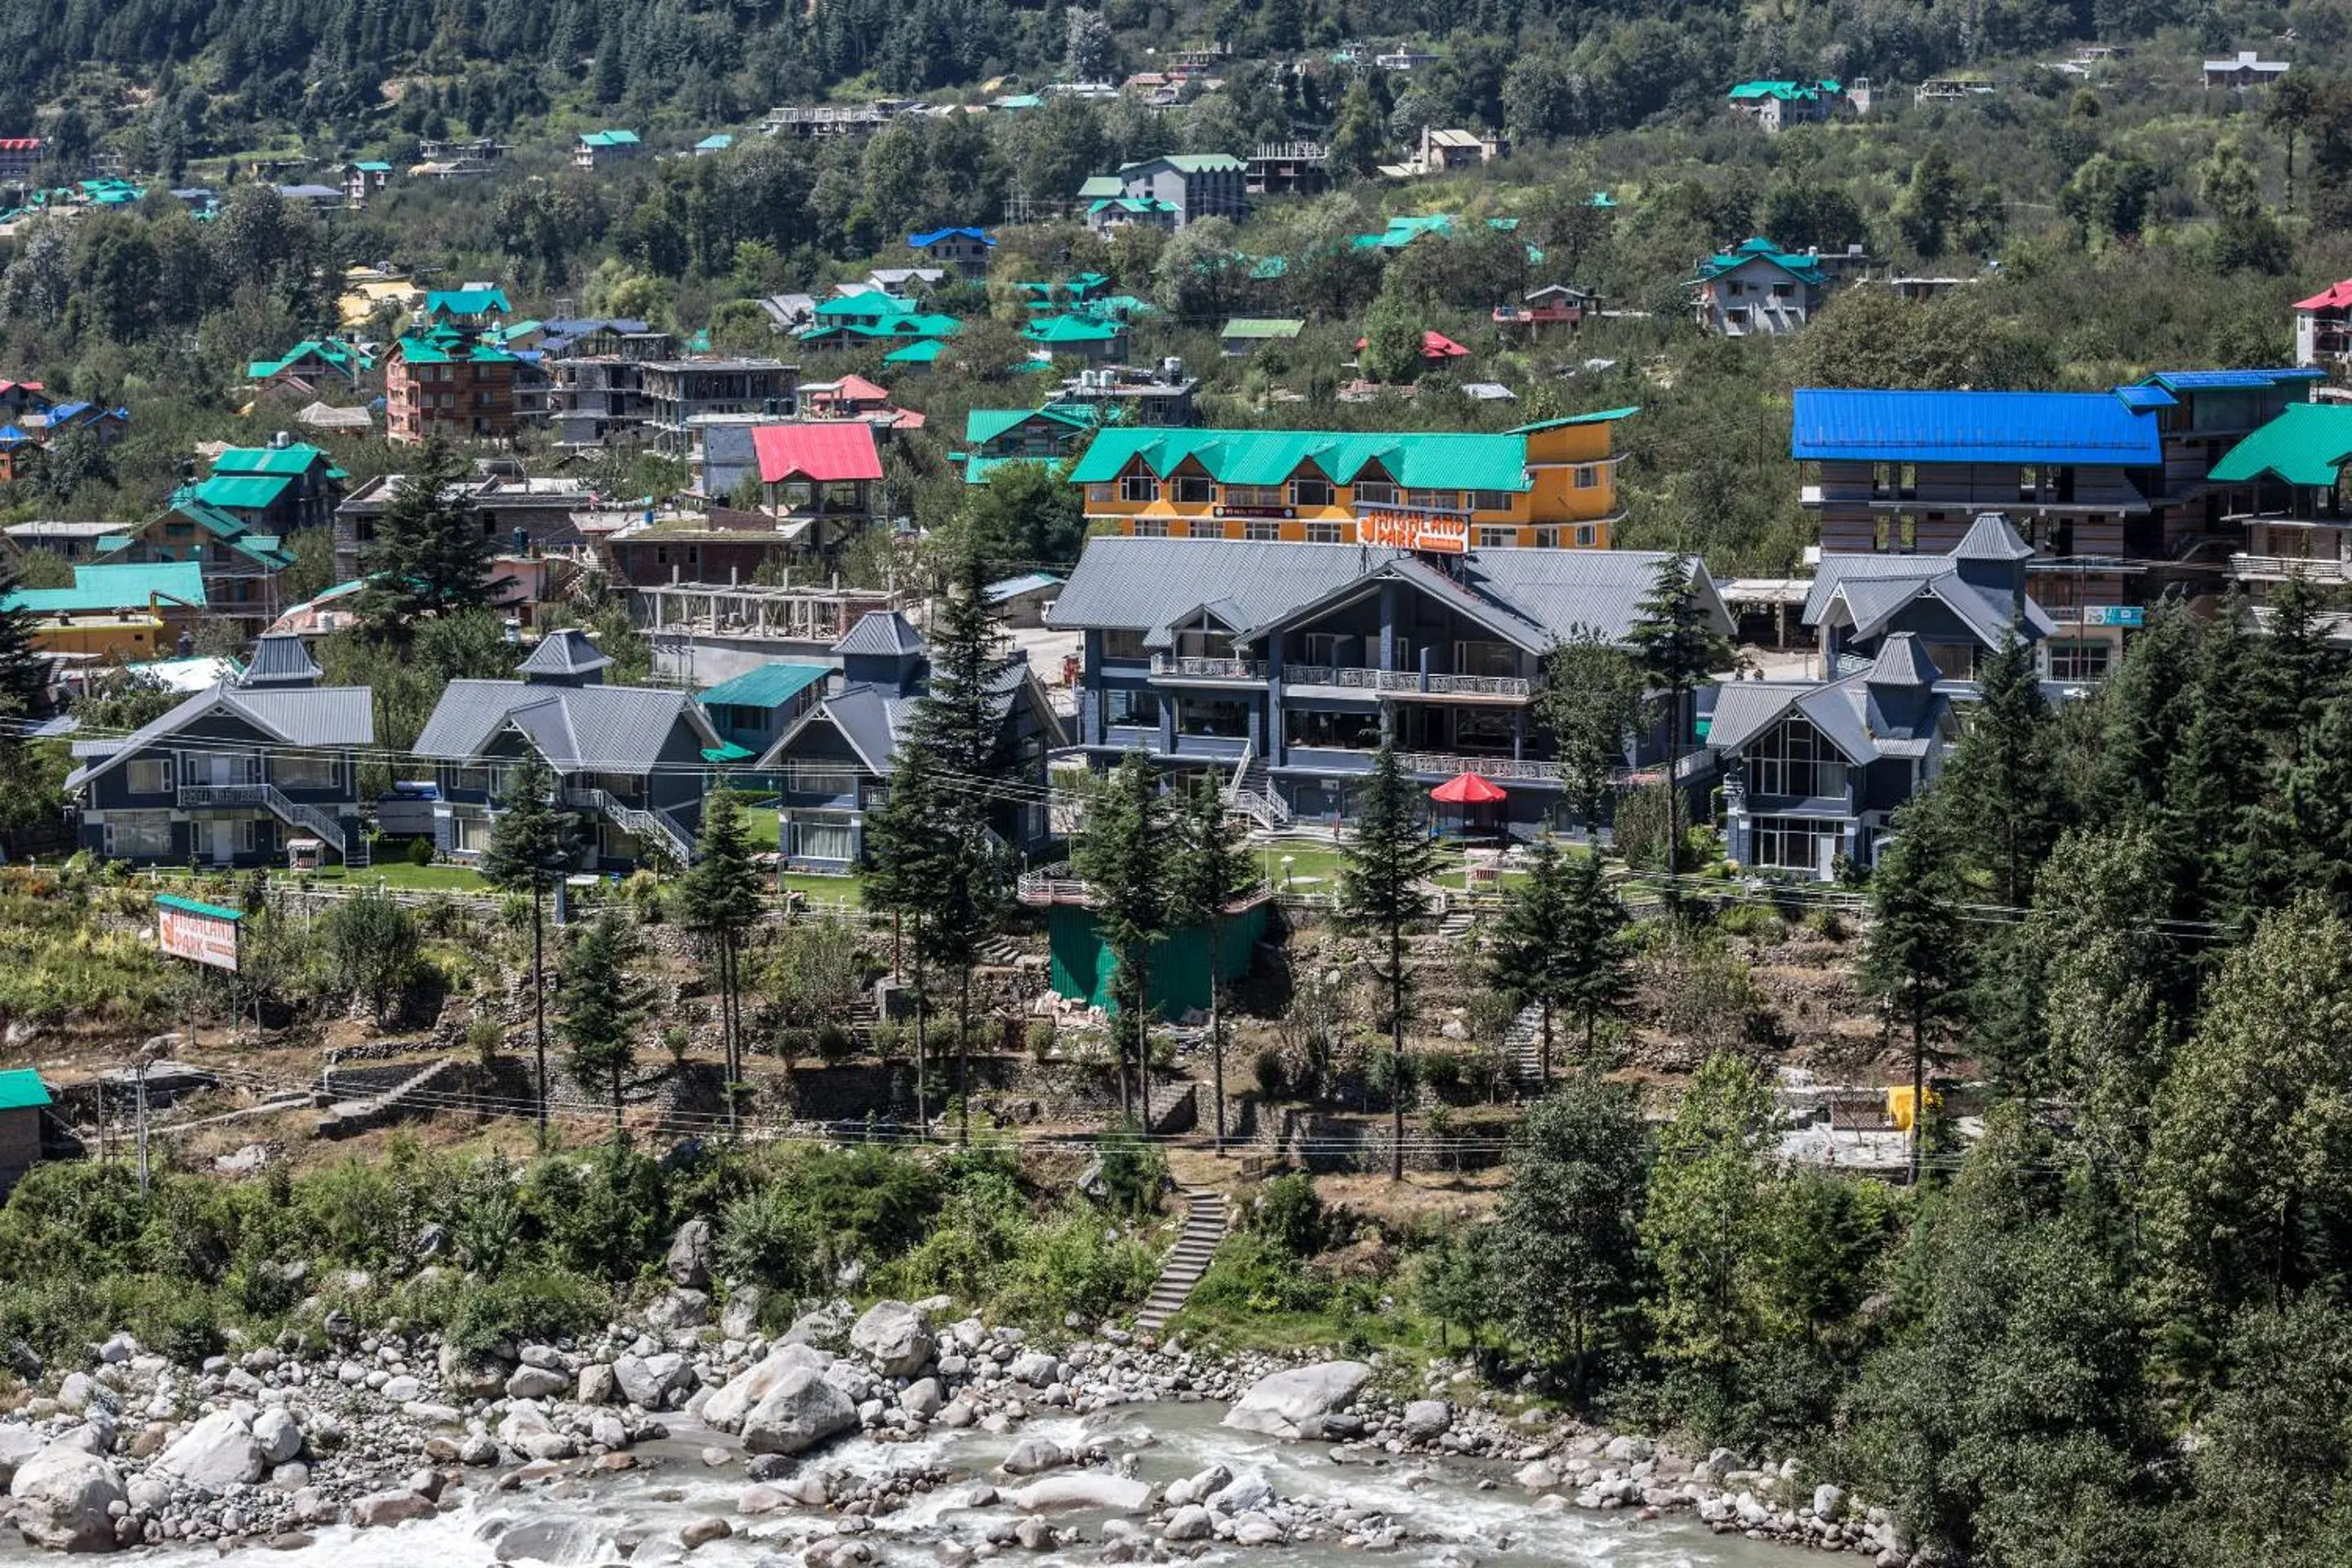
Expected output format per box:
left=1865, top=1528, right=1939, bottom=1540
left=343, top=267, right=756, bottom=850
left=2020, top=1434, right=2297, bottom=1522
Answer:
left=518, top=627, right=613, bottom=679
left=1461, top=550, right=1735, bottom=643
left=832, top=609, right=927, bottom=657
left=1710, top=640, right=1948, bottom=769
left=1867, top=631, right=1940, bottom=688
left=66, top=684, right=373, bottom=791
left=239, top=633, right=322, bottom=687
left=1952, top=513, right=2034, bottom=562
left=415, top=680, right=713, bottom=770
left=1047, top=539, right=1401, bottom=635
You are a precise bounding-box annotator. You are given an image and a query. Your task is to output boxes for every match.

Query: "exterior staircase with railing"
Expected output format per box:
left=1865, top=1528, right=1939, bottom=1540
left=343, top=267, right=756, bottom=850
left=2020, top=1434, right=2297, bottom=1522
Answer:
left=1224, top=742, right=1292, bottom=831
left=179, top=782, right=360, bottom=865
left=563, top=786, right=696, bottom=865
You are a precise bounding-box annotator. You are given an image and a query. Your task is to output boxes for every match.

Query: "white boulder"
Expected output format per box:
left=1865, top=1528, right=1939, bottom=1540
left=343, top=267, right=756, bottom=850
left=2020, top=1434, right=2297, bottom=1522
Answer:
left=1221, top=1361, right=1373, bottom=1441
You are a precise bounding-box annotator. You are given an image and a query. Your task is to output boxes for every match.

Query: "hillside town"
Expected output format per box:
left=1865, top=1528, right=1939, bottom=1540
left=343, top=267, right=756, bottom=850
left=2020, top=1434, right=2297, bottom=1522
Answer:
left=0, top=7, right=2347, bottom=1566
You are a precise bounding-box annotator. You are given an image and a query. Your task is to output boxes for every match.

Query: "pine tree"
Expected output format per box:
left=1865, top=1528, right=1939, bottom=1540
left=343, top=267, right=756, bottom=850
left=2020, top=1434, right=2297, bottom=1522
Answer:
left=0, top=550, right=47, bottom=725
left=1167, top=776, right=1252, bottom=1150
left=1860, top=804, right=1970, bottom=1184
left=676, top=784, right=765, bottom=1138
left=561, top=911, right=644, bottom=1134
left=864, top=744, right=947, bottom=1135
left=1625, top=555, right=1732, bottom=892
left=2087, top=601, right=2201, bottom=828
left=1943, top=625, right=2056, bottom=908
left=2254, top=569, right=2346, bottom=768
left=356, top=434, right=496, bottom=627
left=1536, top=630, right=1646, bottom=839
left=1339, top=740, right=1440, bottom=1180
left=1558, top=849, right=1633, bottom=1067
left=479, top=751, right=582, bottom=1138
left=1073, top=753, right=1167, bottom=1120
left=2165, top=598, right=2266, bottom=928
left=2246, top=694, right=2352, bottom=915
left=1485, top=840, right=1573, bottom=1085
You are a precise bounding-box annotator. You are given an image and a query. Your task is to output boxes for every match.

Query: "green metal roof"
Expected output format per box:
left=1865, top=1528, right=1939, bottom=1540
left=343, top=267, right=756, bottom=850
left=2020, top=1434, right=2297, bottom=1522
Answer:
left=1130, top=154, right=1245, bottom=173
left=1507, top=407, right=1642, bottom=433
left=156, top=893, right=244, bottom=921
left=702, top=742, right=755, bottom=763
left=1690, top=237, right=1828, bottom=286
left=2209, top=403, right=2352, bottom=487
left=398, top=330, right=519, bottom=365
left=699, top=662, right=831, bottom=710
left=884, top=339, right=947, bottom=363
left=581, top=129, right=641, bottom=148
left=425, top=287, right=512, bottom=318
left=195, top=474, right=294, bottom=511
left=1070, top=428, right=1532, bottom=492
left=0, top=1069, right=50, bottom=1112
left=965, top=454, right=1059, bottom=484
left=213, top=444, right=329, bottom=476
left=1027, top=314, right=1122, bottom=344
left=815, top=293, right=908, bottom=319
left=1221, top=318, right=1304, bottom=339
left=350, top=160, right=393, bottom=172
left=1077, top=176, right=1123, bottom=199
left=5, top=561, right=207, bottom=615
left=965, top=405, right=1100, bottom=446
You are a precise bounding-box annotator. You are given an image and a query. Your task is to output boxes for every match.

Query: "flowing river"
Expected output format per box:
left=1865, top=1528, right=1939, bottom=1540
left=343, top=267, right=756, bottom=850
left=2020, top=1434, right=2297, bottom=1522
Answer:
left=2, top=1401, right=1799, bottom=1567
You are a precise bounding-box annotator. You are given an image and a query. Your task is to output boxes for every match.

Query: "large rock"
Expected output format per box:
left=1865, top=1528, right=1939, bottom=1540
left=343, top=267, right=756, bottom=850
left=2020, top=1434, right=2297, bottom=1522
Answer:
left=0, top=1424, right=44, bottom=1488
left=252, top=1408, right=305, bottom=1467
left=10, top=1444, right=127, bottom=1552
left=1401, top=1400, right=1453, bottom=1442
left=154, top=1410, right=267, bottom=1490
left=350, top=1488, right=434, bottom=1529
left=667, top=1218, right=715, bottom=1290
left=613, top=1352, right=691, bottom=1410
left=644, top=1290, right=711, bottom=1331
left=701, top=1343, right=834, bottom=1432
left=1000, top=1437, right=1068, bottom=1477
left=1221, top=1361, right=1374, bottom=1441
left=1004, top=1473, right=1153, bottom=1514
left=740, top=1367, right=859, bottom=1456
left=505, top=1365, right=570, bottom=1402
left=849, top=1301, right=934, bottom=1378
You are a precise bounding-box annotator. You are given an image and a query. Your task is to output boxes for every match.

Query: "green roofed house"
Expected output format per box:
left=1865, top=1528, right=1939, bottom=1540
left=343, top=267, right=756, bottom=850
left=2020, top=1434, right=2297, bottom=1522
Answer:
left=1025, top=314, right=1128, bottom=363
left=797, top=310, right=963, bottom=355
left=1726, top=78, right=1854, bottom=133
left=424, top=287, right=513, bottom=325
left=1080, top=153, right=1247, bottom=233
left=884, top=338, right=948, bottom=369
left=576, top=129, right=644, bottom=169
left=695, top=133, right=734, bottom=157
left=4, top=560, right=208, bottom=662
left=960, top=404, right=1102, bottom=483
left=1689, top=238, right=1831, bottom=336
left=0, top=1067, right=51, bottom=1192
left=697, top=660, right=833, bottom=771
left=2209, top=399, right=2352, bottom=612
left=96, top=484, right=300, bottom=635
left=247, top=336, right=376, bottom=394
left=1219, top=318, right=1304, bottom=358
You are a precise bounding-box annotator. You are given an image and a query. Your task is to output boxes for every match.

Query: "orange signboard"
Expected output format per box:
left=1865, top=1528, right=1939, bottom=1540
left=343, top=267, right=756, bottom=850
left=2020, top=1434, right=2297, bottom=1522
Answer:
left=156, top=895, right=242, bottom=971
left=1356, top=510, right=1468, bottom=555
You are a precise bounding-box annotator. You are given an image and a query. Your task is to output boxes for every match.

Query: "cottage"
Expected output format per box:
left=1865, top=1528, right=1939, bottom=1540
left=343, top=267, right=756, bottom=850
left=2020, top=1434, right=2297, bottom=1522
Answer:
left=386, top=323, right=520, bottom=444
left=65, top=635, right=375, bottom=866
left=413, top=628, right=718, bottom=867
left=247, top=336, right=376, bottom=395
left=1049, top=537, right=1730, bottom=834
left=1689, top=238, right=1829, bottom=336
left=341, top=160, right=393, bottom=202
left=695, top=134, right=734, bottom=158
left=756, top=611, right=1063, bottom=870
left=1804, top=514, right=2056, bottom=679
left=2294, top=279, right=2352, bottom=368
left=95, top=488, right=300, bottom=636
left=200, top=441, right=345, bottom=532
left=1071, top=412, right=1636, bottom=550
left=576, top=130, right=644, bottom=169
left=697, top=661, right=832, bottom=765
left=986, top=572, right=1063, bottom=629
left=1726, top=79, right=1849, bottom=133
left=1025, top=314, right=1128, bottom=364
left=3, top=520, right=119, bottom=562
left=1080, top=154, right=1247, bottom=233
left=1219, top=318, right=1304, bottom=358
left=0, top=1070, right=50, bottom=1195
left=745, top=422, right=886, bottom=552
left=907, top=226, right=995, bottom=278
left=960, top=404, right=1102, bottom=483
left=2207, top=401, right=2352, bottom=621
left=2204, top=51, right=2291, bottom=90
left=422, top=287, right=513, bottom=328
left=2, top=560, right=207, bottom=663
left=1494, top=285, right=1597, bottom=333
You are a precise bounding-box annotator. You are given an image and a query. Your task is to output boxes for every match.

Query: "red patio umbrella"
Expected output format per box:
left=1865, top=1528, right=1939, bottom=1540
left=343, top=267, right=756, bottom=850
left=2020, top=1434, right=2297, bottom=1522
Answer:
left=1429, top=772, right=1507, bottom=804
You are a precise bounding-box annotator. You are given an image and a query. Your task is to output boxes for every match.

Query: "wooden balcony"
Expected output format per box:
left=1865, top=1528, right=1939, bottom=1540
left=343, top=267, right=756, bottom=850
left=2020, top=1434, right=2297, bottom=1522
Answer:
left=1285, top=664, right=1531, bottom=699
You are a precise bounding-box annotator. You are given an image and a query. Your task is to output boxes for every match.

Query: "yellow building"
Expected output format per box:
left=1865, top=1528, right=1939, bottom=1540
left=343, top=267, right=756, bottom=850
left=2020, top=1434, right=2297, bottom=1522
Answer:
left=337, top=267, right=425, bottom=331
left=4, top=562, right=207, bottom=665
left=1067, top=410, right=1635, bottom=552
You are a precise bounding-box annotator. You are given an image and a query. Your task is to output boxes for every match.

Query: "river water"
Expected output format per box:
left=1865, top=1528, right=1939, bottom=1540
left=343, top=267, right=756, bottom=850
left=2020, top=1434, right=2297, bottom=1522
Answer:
left=2, top=1401, right=1797, bottom=1567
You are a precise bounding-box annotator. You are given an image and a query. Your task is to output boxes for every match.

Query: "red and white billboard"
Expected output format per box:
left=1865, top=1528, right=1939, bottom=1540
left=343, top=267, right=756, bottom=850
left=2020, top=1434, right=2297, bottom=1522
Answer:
left=156, top=898, right=242, bottom=971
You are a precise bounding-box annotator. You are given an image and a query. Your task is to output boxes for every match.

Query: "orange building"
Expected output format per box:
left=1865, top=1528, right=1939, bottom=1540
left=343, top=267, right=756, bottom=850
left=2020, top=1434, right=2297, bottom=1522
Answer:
left=1067, top=411, right=1635, bottom=552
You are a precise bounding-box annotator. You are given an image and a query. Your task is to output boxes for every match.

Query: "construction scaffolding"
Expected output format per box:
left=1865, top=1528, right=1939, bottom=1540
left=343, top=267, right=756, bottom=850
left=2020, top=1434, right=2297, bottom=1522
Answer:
left=635, top=578, right=908, bottom=686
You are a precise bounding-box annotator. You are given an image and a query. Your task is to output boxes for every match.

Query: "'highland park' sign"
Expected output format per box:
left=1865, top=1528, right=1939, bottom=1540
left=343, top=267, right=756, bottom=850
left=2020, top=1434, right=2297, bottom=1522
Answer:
left=1356, top=509, right=1468, bottom=555
left=155, top=893, right=243, bottom=972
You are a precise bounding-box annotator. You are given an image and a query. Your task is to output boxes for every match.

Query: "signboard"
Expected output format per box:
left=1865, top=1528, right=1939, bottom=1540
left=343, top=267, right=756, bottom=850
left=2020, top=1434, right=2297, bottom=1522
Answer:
left=1214, top=504, right=1295, bottom=520
left=2082, top=605, right=2145, bottom=628
left=1356, top=510, right=1468, bottom=555
left=155, top=894, right=242, bottom=972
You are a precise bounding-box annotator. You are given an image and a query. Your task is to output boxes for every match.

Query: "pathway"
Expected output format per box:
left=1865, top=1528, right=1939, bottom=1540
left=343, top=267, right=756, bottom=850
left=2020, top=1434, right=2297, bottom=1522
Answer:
left=1135, top=1187, right=1231, bottom=1334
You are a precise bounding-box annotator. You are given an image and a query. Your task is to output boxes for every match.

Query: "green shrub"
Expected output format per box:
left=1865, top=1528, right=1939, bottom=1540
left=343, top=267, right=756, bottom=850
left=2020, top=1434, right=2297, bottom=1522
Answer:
left=406, top=837, right=434, bottom=867
left=1250, top=1173, right=1327, bottom=1258
left=815, top=1022, right=858, bottom=1062
left=992, top=1208, right=1159, bottom=1329
left=1252, top=1047, right=1286, bottom=1099
left=1186, top=1231, right=1334, bottom=1316
left=1026, top=1018, right=1057, bottom=1061
left=466, top=1016, right=504, bottom=1067
left=716, top=1184, right=825, bottom=1298
left=1418, top=1050, right=1464, bottom=1091
left=443, top=1266, right=608, bottom=1354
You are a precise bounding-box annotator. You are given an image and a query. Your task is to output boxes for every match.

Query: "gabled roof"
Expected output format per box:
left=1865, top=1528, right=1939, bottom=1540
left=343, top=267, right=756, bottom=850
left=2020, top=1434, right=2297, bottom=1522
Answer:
left=0, top=1069, right=51, bottom=1111
left=414, top=680, right=717, bottom=768
left=833, top=608, right=925, bottom=657
left=2296, top=279, right=2352, bottom=312
left=1069, top=427, right=1532, bottom=492
left=2209, top=402, right=2352, bottom=487
left=1866, top=630, right=1941, bottom=688
left=1123, top=153, right=1245, bottom=174
left=1027, top=314, right=1125, bottom=345
left=1953, top=512, right=2035, bottom=562
left=66, top=683, right=374, bottom=791
left=518, top=627, right=613, bottom=679
left=1222, top=318, right=1305, bottom=339
left=1791, top=388, right=2163, bottom=466
left=700, top=662, right=831, bottom=710
left=1805, top=546, right=2055, bottom=650
left=579, top=129, right=641, bottom=148
left=1691, top=237, right=1828, bottom=286
left=195, top=473, right=294, bottom=512
left=1506, top=407, right=1641, bottom=433
left=425, top=287, right=512, bottom=317
left=239, top=632, right=322, bottom=687
left=5, top=561, right=207, bottom=615
left=752, top=423, right=884, bottom=485
left=910, top=226, right=995, bottom=248
left=964, top=405, right=1100, bottom=447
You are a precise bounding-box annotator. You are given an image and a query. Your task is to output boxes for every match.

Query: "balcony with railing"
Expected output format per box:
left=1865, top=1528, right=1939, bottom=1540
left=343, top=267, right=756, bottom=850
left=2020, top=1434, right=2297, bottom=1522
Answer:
left=2230, top=553, right=2352, bottom=583
left=1285, top=664, right=1531, bottom=699
left=1148, top=653, right=1267, bottom=682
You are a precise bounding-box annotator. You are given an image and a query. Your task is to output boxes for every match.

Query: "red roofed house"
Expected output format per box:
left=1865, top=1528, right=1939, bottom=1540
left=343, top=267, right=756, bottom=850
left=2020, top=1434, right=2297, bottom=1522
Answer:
left=1355, top=329, right=1472, bottom=364
left=2296, top=280, right=2352, bottom=368
left=0, top=140, right=41, bottom=185
left=751, top=422, right=888, bottom=554
left=799, top=374, right=923, bottom=430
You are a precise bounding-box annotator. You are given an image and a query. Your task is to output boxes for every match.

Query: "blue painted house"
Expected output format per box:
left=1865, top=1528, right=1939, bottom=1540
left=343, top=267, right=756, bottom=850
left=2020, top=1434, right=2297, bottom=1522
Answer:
left=412, top=629, right=721, bottom=867
left=65, top=634, right=375, bottom=866
left=697, top=661, right=832, bottom=785
left=1804, top=514, right=2055, bottom=680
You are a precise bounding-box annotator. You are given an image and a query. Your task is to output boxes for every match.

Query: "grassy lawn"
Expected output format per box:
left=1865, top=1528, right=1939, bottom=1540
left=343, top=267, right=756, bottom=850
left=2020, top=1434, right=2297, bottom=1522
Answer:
left=782, top=872, right=864, bottom=908
left=303, top=862, right=493, bottom=893
left=1250, top=840, right=1477, bottom=895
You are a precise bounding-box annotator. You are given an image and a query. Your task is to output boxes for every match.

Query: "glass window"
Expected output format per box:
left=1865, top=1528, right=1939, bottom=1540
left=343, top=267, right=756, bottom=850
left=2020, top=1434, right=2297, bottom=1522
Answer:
left=1927, top=643, right=1976, bottom=681
left=1292, top=477, right=1335, bottom=508
left=1226, top=484, right=1283, bottom=509
left=1131, top=518, right=1171, bottom=537
left=1104, top=688, right=1162, bottom=728
left=1304, top=521, right=1344, bottom=544
left=107, top=813, right=172, bottom=858
left=787, top=813, right=856, bottom=862
left=1284, top=708, right=1382, bottom=750
left=791, top=770, right=860, bottom=798
left=1454, top=709, right=1514, bottom=752
left=1575, top=523, right=1598, bottom=546
left=1354, top=481, right=1397, bottom=506
left=1120, top=473, right=1159, bottom=503
left=2047, top=641, right=2110, bottom=682
left=1476, top=527, right=1517, bottom=549
left=1174, top=475, right=1213, bottom=503
left=1751, top=816, right=1841, bottom=874
left=1748, top=717, right=1847, bottom=799
left=1573, top=466, right=1600, bottom=489
left=1470, top=490, right=1515, bottom=512
left=1175, top=697, right=1250, bottom=737
left=272, top=755, right=337, bottom=791
left=1242, top=519, right=1281, bottom=541
left=127, top=758, right=172, bottom=795
left=1102, top=630, right=1148, bottom=662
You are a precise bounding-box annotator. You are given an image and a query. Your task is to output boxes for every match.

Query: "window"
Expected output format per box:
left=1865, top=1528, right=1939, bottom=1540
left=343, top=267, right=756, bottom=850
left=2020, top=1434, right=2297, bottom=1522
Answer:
left=1927, top=643, right=1976, bottom=681
left=1174, top=474, right=1214, bottom=504
left=1415, top=490, right=1464, bottom=512
left=105, top=813, right=173, bottom=858
left=127, top=758, right=172, bottom=795
left=1299, top=633, right=1345, bottom=667
left=1750, top=815, right=1842, bottom=875
left=1103, top=688, right=1162, bottom=728
left=786, top=813, right=857, bottom=862
left=1242, top=519, right=1281, bottom=542
left=1453, top=709, right=1514, bottom=752
left=1226, top=484, right=1283, bottom=509
left=1175, top=697, right=1251, bottom=737
left=1572, top=466, right=1599, bottom=489
left=1131, top=518, right=1171, bottom=538
left=1292, top=477, right=1335, bottom=508
left=1354, top=481, right=1397, bottom=506
left=1470, top=489, right=1515, bottom=512
left=272, top=755, right=337, bottom=791
left=1575, top=523, right=1598, bottom=546
left=1102, top=630, right=1148, bottom=662
left=1873, top=514, right=1918, bottom=553
left=791, top=770, right=859, bottom=800
left=1304, top=521, right=1344, bottom=544
left=1748, top=717, right=1846, bottom=799
left=449, top=765, right=492, bottom=795
left=1120, top=473, right=1160, bottom=503
left=2018, top=465, right=2039, bottom=500
left=2047, top=641, right=2111, bottom=683
left=1454, top=641, right=1520, bottom=678
left=1285, top=708, right=1382, bottom=750
left=1476, top=527, right=1517, bottom=549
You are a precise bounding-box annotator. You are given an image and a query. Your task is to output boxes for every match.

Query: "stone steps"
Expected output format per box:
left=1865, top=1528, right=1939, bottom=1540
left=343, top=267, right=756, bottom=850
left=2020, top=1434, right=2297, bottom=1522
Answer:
left=1134, top=1188, right=1231, bottom=1333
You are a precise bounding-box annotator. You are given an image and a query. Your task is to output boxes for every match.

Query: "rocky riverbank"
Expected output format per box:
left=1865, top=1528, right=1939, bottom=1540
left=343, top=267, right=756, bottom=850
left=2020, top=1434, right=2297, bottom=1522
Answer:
left=0, top=1236, right=1915, bottom=1562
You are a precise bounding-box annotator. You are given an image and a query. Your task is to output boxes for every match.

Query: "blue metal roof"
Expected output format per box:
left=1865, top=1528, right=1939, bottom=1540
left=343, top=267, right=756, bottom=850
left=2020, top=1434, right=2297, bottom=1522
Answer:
left=2140, top=368, right=2325, bottom=391
left=2112, top=385, right=2176, bottom=411
left=1791, top=390, right=2163, bottom=466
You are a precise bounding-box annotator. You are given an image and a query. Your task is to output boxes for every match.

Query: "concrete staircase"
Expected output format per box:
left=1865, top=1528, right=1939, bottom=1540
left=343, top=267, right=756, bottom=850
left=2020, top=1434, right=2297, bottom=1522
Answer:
left=314, top=1058, right=460, bottom=1138
left=1135, top=1187, right=1230, bottom=1334
left=1507, top=1001, right=1547, bottom=1087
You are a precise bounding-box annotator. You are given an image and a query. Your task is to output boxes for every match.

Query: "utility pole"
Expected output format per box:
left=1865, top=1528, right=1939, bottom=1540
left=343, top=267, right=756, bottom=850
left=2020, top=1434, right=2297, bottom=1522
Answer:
left=134, top=1055, right=152, bottom=1200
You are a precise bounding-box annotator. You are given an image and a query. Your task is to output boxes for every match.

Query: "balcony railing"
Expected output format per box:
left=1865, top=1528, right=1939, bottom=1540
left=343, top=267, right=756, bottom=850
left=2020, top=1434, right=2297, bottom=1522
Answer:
left=1285, top=664, right=1530, bottom=698
left=1149, top=654, right=1266, bottom=681
left=2230, top=553, right=2352, bottom=582
left=1396, top=751, right=1558, bottom=782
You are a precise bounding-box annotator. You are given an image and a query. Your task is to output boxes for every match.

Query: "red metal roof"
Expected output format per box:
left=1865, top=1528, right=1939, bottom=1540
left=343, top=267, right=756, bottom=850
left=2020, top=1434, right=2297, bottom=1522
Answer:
left=752, top=421, right=884, bottom=484
left=1430, top=771, right=1507, bottom=804
left=1354, top=331, right=1472, bottom=359
left=2296, top=280, right=2352, bottom=312
left=0, top=139, right=40, bottom=153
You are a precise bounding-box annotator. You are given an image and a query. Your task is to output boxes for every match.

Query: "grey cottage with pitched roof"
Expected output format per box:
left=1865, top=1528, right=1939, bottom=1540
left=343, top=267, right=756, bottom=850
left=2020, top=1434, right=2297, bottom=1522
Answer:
left=67, top=634, right=376, bottom=866
left=414, top=628, right=720, bottom=866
